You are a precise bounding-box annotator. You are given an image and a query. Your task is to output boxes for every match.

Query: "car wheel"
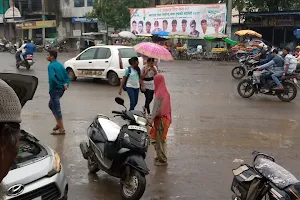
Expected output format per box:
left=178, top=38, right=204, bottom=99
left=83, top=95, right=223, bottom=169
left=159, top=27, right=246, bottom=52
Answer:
left=107, top=71, right=120, bottom=86
left=67, top=68, right=77, bottom=81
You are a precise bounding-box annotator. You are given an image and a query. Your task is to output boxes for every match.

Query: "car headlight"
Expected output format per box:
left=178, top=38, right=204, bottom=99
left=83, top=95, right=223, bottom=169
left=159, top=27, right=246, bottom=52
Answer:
left=133, top=115, right=147, bottom=126
left=48, top=151, right=61, bottom=177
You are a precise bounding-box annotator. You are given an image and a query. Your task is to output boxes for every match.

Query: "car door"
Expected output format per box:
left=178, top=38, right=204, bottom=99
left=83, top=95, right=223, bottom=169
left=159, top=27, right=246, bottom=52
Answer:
left=73, top=48, right=98, bottom=78
left=92, top=47, right=112, bottom=78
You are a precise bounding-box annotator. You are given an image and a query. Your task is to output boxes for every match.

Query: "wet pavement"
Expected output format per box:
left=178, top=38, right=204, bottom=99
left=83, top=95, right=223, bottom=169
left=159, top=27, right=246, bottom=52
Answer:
left=1, top=52, right=300, bottom=200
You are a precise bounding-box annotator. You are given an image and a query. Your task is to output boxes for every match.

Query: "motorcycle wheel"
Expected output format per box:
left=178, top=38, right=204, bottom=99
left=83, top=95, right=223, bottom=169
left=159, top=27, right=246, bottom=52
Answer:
left=10, top=49, right=16, bottom=54
left=277, top=82, right=297, bottom=102
left=232, top=66, right=246, bottom=79
left=87, top=156, right=100, bottom=173
left=58, top=48, right=63, bottom=53
left=16, top=63, right=20, bottom=69
left=121, top=169, right=146, bottom=200
left=237, top=79, right=255, bottom=98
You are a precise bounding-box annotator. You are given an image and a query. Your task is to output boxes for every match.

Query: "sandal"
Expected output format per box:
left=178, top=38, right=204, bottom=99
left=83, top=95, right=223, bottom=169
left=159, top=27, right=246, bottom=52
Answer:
left=51, top=129, right=66, bottom=135
left=53, top=125, right=59, bottom=131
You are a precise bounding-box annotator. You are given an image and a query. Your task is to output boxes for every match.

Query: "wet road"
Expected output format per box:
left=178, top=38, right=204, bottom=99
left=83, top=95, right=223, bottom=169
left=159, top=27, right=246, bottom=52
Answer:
left=1, top=52, right=300, bottom=200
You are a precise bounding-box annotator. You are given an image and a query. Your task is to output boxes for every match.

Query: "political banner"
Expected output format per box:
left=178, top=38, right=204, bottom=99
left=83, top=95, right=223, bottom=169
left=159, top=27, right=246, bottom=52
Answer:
left=130, top=4, right=227, bottom=38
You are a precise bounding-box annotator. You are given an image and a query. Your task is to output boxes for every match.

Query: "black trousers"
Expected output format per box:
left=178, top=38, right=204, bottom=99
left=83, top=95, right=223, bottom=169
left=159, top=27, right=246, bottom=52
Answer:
left=144, top=89, right=154, bottom=114
left=261, top=72, right=272, bottom=89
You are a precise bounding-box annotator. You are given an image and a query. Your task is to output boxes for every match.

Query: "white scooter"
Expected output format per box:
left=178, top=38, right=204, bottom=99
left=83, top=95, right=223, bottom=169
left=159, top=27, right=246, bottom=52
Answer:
left=80, top=97, right=150, bottom=200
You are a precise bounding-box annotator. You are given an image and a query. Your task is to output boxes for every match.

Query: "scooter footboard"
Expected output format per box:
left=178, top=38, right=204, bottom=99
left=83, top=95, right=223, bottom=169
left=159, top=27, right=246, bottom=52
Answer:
left=121, top=154, right=149, bottom=175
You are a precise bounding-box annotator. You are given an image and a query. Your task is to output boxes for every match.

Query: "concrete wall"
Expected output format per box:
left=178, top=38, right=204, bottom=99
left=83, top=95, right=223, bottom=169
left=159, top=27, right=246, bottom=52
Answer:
left=60, top=0, right=93, bottom=18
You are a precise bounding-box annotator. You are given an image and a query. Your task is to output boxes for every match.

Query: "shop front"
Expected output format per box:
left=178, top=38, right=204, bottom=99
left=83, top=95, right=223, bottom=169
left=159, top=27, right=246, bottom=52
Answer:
left=16, top=20, right=57, bottom=43
left=245, top=11, right=300, bottom=47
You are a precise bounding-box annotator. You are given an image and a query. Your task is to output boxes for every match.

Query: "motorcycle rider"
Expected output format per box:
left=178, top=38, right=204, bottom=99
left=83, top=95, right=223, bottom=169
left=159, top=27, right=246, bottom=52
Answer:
left=19, top=39, right=35, bottom=64
left=254, top=43, right=267, bottom=61
left=16, top=40, right=27, bottom=63
left=272, top=47, right=298, bottom=89
left=256, top=49, right=284, bottom=93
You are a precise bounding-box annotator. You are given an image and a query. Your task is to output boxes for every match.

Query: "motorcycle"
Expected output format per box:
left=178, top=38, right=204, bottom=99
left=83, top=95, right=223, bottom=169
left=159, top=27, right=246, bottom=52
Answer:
left=57, top=41, right=68, bottom=53
left=80, top=97, right=149, bottom=200
left=15, top=52, right=34, bottom=70
left=0, top=40, right=13, bottom=53
left=232, top=56, right=259, bottom=79
left=231, top=151, right=300, bottom=200
left=9, top=43, right=17, bottom=54
left=237, top=69, right=299, bottom=102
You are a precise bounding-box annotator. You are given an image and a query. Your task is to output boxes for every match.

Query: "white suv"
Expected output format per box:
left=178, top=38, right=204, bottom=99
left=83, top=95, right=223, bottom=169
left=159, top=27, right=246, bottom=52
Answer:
left=64, top=45, right=143, bottom=86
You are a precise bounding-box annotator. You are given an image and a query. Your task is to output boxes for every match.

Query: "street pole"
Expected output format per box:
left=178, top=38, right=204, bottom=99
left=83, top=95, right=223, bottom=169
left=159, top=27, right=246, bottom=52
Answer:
left=226, top=0, right=233, bottom=38
left=3, top=0, right=7, bottom=38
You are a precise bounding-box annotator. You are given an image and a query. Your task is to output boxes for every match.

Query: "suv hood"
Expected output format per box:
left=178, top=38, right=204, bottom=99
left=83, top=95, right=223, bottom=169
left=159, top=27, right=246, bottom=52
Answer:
left=0, top=73, right=38, bottom=107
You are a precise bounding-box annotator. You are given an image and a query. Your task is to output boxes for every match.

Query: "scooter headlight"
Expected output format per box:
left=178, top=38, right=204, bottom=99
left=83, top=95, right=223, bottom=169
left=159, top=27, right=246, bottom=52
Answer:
left=124, top=133, right=131, bottom=143
left=133, top=115, right=147, bottom=126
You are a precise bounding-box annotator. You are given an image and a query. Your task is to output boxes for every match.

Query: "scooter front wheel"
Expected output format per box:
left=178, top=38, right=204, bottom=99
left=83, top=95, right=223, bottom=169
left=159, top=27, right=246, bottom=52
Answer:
left=121, top=169, right=146, bottom=200
left=88, top=156, right=100, bottom=173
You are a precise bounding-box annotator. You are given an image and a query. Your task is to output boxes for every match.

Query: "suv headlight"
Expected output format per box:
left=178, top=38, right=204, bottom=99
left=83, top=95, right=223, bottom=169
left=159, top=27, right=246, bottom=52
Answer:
left=133, top=115, right=147, bottom=126
left=48, top=151, right=61, bottom=177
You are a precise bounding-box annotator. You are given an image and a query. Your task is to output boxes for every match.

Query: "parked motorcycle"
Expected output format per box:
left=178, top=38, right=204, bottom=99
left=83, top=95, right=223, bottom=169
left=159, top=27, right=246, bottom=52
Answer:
left=231, top=151, right=300, bottom=200
left=232, top=56, right=259, bottom=79
left=237, top=69, right=299, bottom=102
left=58, top=41, right=68, bottom=53
left=0, top=40, right=14, bottom=53
left=9, top=43, right=17, bottom=54
left=80, top=97, right=149, bottom=200
left=15, top=52, right=34, bottom=70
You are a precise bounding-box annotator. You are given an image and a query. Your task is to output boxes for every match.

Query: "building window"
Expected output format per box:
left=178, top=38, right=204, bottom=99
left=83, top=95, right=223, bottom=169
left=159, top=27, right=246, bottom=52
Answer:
left=87, top=0, right=94, bottom=6
left=74, top=0, right=84, bottom=7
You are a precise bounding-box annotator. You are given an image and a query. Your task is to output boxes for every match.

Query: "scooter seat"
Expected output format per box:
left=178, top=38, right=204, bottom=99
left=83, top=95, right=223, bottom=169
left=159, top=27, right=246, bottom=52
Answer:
left=255, top=158, right=299, bottom=189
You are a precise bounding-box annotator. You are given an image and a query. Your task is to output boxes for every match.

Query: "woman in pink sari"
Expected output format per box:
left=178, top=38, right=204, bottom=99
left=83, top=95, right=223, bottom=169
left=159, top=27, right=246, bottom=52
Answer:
left=149, top=74, right=172, bottom=166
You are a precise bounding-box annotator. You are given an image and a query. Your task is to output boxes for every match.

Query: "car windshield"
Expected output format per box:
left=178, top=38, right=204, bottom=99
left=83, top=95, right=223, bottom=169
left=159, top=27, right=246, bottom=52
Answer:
left=118, top=48, right=141, bottom=58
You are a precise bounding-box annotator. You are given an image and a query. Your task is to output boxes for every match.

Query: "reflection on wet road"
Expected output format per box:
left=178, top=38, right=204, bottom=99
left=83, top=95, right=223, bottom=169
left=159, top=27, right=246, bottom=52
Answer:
left=1, top=52, right=300, bottom=199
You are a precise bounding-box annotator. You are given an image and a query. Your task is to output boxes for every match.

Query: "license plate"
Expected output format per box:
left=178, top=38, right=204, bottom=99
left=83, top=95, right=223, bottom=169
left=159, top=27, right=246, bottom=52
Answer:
left=128, top=125, right=147, bottom=132
left=32, top=197, right=42, bottom=200
left=79, top=70, right=102, bottom=76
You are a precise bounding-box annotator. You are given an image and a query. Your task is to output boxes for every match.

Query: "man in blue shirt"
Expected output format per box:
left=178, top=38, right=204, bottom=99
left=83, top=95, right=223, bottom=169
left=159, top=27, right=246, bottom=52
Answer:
left=47, top=50, right=70, bottom=135
left=20, top=39, right=36, bottom=61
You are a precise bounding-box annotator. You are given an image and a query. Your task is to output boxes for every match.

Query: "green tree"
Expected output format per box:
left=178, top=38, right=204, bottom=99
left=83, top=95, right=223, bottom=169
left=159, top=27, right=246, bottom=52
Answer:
left=87, top=0, right=149, bottom=31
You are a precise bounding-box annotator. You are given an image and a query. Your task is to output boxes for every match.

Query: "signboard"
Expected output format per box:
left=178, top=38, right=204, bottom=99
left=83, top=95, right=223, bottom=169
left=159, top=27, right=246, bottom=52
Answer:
left=262, top=16, right=294, bottom=27
left=4, top=7, right=21, bottom=18
left=73, top=29, right=82, bottom=37
left=72, top=17, right=98, bottom=23
left=16, top=20, right=56, bottom=30
left=130, top=4, right=227, bottom=37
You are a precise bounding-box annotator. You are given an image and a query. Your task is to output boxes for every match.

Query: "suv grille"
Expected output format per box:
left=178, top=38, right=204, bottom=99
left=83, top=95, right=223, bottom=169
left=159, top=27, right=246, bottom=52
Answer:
left=12, top=183, right=60, bottom=200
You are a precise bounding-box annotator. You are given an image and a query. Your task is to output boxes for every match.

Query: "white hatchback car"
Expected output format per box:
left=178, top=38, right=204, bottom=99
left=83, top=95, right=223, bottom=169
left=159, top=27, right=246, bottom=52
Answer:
left=0, top=73, right=68, bottom=200
left=64, top=45, right=143, bottom=86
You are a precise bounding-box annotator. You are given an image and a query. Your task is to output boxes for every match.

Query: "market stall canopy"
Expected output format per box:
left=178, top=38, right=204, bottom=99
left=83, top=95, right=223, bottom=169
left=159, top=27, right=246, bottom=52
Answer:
left=169, top=32, right=190, bottom=36
left=118, top=31, right=137, bottom=40
left=136, top=34, right=153, bottom=37
left=235, top=30, right=262, bottom=38
left=133, top=42, right=173, bottom=61
left=223, top=38, right=238, bottom=45
left=153, top=31, right=170, bottom=37
left=205, top=33, right=228, bottom=39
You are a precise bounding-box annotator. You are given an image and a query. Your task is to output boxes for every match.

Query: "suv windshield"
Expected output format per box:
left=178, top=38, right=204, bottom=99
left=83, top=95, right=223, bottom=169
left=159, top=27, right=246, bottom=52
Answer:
left=118, top=48, right=141, bottom=58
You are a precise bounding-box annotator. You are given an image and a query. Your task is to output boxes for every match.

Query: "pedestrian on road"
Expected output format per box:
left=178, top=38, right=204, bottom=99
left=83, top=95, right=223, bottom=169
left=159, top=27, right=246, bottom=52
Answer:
left=149, top=74, right=172, bottom=166
left=119, top=57, right=144, bottom=110
left=141, top=58, right=157, bottom=116
left=0, top=79, right=22, bottom=187
left=47, top=50, right=70, bottom=135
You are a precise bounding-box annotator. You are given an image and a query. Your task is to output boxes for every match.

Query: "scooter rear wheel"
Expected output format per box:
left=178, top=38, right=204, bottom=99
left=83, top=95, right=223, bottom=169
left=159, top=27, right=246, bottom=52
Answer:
left=121, top=169, right=146, bottom=200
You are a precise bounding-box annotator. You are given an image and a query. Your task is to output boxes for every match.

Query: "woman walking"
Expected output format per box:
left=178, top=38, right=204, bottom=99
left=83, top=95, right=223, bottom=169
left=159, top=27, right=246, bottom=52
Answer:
left=141, top=58, right=158, bottom=115
left=149, top=74, right=172, bottom=166
left=119, top=57, right=144, bottom=110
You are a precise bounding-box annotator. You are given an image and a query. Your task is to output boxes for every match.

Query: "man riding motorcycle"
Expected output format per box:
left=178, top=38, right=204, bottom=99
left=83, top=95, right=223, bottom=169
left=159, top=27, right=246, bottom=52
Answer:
left=17, top=39, right=35, bottom=64
left=256, top=49, right=284, bottom=93
left=272, top=47, right=298, bottom=90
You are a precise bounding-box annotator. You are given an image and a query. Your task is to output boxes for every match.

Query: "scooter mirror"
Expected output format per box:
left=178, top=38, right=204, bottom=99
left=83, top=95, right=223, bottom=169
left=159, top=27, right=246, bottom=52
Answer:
left=115, top=97, right=125, bottom=106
